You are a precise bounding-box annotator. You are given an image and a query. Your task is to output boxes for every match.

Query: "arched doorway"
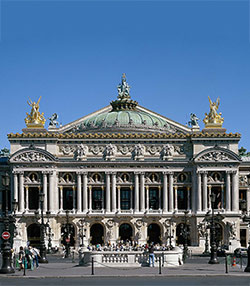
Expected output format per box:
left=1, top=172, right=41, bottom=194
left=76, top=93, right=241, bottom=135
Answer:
left=27, top=223, right=40, bottom=247
left=90, top=224, right=104, bottom=245
left=176, top=223, right=191, bottom=246
left=61, top=223, right=75, bottom=247
left=148, top=223, right=161, bottom=244
left=119, top=223, right=133, bottom=242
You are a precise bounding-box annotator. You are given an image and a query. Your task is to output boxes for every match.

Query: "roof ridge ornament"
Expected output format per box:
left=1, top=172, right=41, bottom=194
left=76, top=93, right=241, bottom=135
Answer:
left=110, top=74, right=138, bottom=111
left=203, top=96, right=224, bottom=129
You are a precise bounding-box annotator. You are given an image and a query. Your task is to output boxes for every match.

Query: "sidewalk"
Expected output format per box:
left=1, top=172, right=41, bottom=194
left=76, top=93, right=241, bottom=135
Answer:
left=3, top=255, right=250, bottom=278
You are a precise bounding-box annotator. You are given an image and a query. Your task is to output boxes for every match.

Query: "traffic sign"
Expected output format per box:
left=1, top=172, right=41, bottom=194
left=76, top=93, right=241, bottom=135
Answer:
left=66, top=238, right=70, bottom=243
left=2, top=231, right=10, bottom=240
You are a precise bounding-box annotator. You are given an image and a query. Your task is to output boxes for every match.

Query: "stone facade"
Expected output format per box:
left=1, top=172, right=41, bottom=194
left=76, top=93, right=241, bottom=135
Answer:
left=1, top=75, right=250, bottom=253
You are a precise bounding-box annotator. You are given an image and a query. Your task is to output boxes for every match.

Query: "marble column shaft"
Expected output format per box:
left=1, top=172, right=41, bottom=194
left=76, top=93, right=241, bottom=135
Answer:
left=197, top=172, right=202, bottom=212
left=105, top=173, right=111, bottom=212
left=163, top=173, right=168, bottom=213
left=83, top=173, right=88, bottom=212
left=169, top=173, right=174, bottom=212
left=43, top=172, right=48, bottom=212
left=111, top=173, right=116, bottom=213
left=140, top=173, right=145, bottom=212
left=232, top=170, right=239, bottom=212
left=77, top=173, right=82, bottom=212
left=19, top=172, right=24, bottom=212
left=134, top=173, right=139, bottom=212
left=202, top=172, right=207, bottom=212
left=226, top=172, right=231, bottom=211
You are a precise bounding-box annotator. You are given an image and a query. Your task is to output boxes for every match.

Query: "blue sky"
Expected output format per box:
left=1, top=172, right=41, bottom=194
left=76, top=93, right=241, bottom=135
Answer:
left=0, top=0, right=250, bottom=150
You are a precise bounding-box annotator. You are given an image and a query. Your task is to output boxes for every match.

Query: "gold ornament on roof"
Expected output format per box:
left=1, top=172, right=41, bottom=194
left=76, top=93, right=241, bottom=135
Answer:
left=25, top=96, right=46, bottom=128
left=203, top=96, right=224, bottom=128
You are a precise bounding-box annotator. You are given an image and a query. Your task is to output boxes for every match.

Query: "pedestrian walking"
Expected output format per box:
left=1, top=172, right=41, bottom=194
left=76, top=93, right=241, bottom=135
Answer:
left=18, top=246, right=25, bottom=271
left=149, top=243, right=155, bottom=267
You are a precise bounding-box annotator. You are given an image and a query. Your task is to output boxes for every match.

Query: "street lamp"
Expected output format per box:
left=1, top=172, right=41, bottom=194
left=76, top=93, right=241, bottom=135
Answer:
left=0, top=172, right=15, bottom=274
left=180, top=210, right=189, bottom=262
left=38, top=191, right=48, bottom=263
left=208, top=193, right=219, bottom=264
left=203, top=213, right=210, bottom=255
left=240, top=201, right=250, bottom=272
left=46, top=211, right=53, bottom=254
left=63, top=210, right=71, bottom=258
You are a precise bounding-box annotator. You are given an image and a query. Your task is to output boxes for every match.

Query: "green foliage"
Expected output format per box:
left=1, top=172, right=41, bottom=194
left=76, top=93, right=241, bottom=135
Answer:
left=239, top=147, right=250, bottom=157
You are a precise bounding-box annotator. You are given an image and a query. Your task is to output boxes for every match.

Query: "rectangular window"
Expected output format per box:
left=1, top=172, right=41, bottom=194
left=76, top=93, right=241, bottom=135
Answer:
left=28, top=187, right=39, bottom=210
left=177, top=188, right=188, bottom=210
left=92, top=188, right=103, bottom=210
left=63, top=188, right=73, bottom=210
left=149, top=188, right=159, bottom=209
left=121, top=188, right=131, bottom=210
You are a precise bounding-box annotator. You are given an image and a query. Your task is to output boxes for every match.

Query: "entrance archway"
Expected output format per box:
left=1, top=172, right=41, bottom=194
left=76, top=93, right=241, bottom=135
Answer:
left=61, top=223, right=75, bottom=247
left=119, top=223, right=133, bottom=242
left=90, top=223, right=104, bottom=245
left=27, top=223, right=40, bottom=247
left=176, top=223, right=191, bottom=246
left=148, top=223, right=161, bottom=244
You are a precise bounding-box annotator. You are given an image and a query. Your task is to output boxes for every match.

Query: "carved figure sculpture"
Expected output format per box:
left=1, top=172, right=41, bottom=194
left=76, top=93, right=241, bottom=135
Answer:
left=25, top=96, right=46, bottom=128
left=133, top=144, right=145, bottom=160
left=104, top=144, right=116, bottom=161
left=48, top=113, right=59, bottom=127
left=188, top=113, right=200, bottom=127
left=203, top=96, right=224, bottom=128
left=75, top=144, right=87, bottom=161
left=161, top=144, right=174, bottom=160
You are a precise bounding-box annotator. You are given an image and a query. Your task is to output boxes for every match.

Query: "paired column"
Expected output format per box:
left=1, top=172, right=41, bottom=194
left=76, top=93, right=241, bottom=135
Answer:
left=146, top=186, right=149, bottom=211
left=88, top=186, right=92, bottom=212
left=202, top=172, right=208, bottom=212
left=169, top=173, right=174, bottom=212
left=82, top=172, right=88, bottom=213
left=196, top=171, right=202, bottom=212
left=42, top=171, right=48, bottom=212
left=134, top=173, right=139, bottom=212
left=13, top=171, right=18, bottom=204
left=174, top=186, right=178, bottom=211
left=25, top=186, right=29, bottom=211
left=59, top=186, right=63, bottom=211
left=162, top=172, right=168, bottom=213
left=139, top=172, right=145, bottom=212
left=77, top=172, right=82, bottom=213
left=49, top=171, right=55, bottom=213
left=226, top=171, right=231, bottom=211
left=232, top=170, right=239, bottom=212
left=111, top=172, right=117, bottom=213
left=105, top=172, right=111, bottom=213
left=18, top=172, right=24, bottom=212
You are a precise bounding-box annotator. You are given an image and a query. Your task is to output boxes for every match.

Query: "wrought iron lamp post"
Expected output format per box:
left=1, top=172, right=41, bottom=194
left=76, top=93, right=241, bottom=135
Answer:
left=0, top=172, right=15, bottom=274
left=182, top=210, right=189, bottom=262
left=64, top=210, right=71, bottom=258
left=46, top=211, right=52, bottom=254
left=38, top=191, right=48, bottom=263
left=203, top=214, right=210, bottom=255
left=208, top=193, right=219, bottom=264
left=240, top=201, right=250, bottom=272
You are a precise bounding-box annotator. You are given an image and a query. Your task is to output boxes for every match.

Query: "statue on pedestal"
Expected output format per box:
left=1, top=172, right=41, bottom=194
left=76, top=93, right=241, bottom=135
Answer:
left=203, top=96, right=224, bottom=128
left=25, top=96, right=46, bottom=128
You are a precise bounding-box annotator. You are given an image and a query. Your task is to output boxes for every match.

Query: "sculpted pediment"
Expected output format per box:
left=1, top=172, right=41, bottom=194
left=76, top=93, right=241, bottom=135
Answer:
left=194, top=147, right=241, bottom=163
left=10, top=147, right=56, bottom=163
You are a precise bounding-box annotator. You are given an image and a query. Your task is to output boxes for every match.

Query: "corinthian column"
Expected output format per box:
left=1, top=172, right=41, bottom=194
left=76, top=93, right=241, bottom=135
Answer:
left=226, top=171, right=231, bottom=212
left=134, top=173, right=139, bottom=213
left=162, top=172, right=168, bottom=213
left=77, top=172, right=82, bottom=213
left=232, top=170, right=239, bottom=212
left=83, top=172, right=88, bottom=213
left=140, top=172, right=145, bottom=212
left=13, top=171, right=18, bottom=204
left=105, top=172, right=111, bottom=213
left=202, top=172, right=208, bottom=212
left=169, top=173, right=174, bottom=212
left=19, top=172, right=24, bottom=213
left=197, top=171, right=202, bottom=212
left=42, top=171, right=48, bottom=212
left=111, top=172, right=116, bottom=213
left=49, top=171, right=55, bottom=213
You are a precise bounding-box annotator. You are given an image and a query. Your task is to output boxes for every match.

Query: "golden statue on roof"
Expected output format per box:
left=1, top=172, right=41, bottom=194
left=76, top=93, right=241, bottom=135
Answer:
left=25, top=96, right=46, bottom=128
left=203, top=96, right=224, bottom=128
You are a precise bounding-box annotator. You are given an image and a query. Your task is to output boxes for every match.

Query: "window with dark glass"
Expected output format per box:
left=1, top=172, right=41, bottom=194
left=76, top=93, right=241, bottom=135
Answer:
left=177, top=188, right=188, bottom=210
left=28, top=187, right=39, bottom=210
left=211, top=187, right=222, bottom=209
left=239, top=189, right=247, bottom=210
left=63, top=188, right=73, bottom=210
left=121, top=188, right=131, bottom=210
left=149, top=188, right=159, bottom=209
left=92, top=188, right=103, bottom=210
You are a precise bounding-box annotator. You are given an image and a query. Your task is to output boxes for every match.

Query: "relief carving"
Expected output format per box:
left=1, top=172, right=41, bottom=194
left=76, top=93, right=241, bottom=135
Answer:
left=103, top=144, right=116, bottom=161
left=13, top=151, right=52, bottom=162
left=133, top=144, right=145, bottom=161
left=161, top=144, right=174, bottom=161
left=198, top=151, right=232, bottom=162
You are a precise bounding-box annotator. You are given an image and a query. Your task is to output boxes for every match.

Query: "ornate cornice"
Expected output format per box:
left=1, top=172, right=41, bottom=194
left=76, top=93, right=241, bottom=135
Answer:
left=7, top=132, right=241, bottom=140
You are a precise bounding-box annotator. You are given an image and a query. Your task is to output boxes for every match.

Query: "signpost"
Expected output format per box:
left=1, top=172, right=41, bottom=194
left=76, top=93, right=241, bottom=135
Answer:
left=2, top=232, right=10, bottom=240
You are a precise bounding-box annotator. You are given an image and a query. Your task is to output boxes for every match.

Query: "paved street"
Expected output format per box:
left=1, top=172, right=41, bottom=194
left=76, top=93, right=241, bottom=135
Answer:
left=1, top=276, right=250, bottom=286
left=0, top=254, right=250, bottom=285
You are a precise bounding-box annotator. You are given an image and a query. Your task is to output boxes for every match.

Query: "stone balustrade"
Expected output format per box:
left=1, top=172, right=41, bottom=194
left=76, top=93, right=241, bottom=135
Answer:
left=79, top=249, right=183, bottom=267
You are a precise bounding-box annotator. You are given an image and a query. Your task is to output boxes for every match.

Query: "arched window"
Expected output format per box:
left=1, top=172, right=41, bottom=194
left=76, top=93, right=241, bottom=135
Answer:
left=147, top=223, right=161, bottom=244
left=119, top=223, right=133, bottom=242
left=90, top=224, right=104, bottom=245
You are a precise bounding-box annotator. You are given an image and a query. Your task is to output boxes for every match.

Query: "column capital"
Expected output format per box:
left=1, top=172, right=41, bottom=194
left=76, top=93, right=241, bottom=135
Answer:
left=105, top=171, right=112, bottom=175
left=226, top=170, right=233, bottom=174
left=16, top=171, right=24, bottom=175
left=134, top=171, right=141, bottom=175
left=232, top=170, right=237, bottom=175
left=48, top=171, right=54, bottom=176
left=76, top=171, right=88, bottom=175
left=110, top=171, right=117, bottom=175
left=162, top=171, right=170, bottom=175
left=12, top=170, right=20, bottom=175
left=42, top=170, right=50, bottom=175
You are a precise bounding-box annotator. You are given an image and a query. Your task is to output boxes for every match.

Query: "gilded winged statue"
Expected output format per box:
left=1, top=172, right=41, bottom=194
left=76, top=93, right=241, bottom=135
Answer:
left=25, top=96, right=46, bottom=128
left=203, top=96, right=224, bottom=128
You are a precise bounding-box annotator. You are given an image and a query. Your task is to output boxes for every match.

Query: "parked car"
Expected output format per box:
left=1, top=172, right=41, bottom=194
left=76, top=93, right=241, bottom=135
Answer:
left=234, top=248, right=248, bottom=257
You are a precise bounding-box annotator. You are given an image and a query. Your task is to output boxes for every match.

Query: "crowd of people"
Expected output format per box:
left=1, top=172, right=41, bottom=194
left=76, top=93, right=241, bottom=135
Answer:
left=84, top=240, right=174, bottom=253
left=16, top=246, right=40, bottom=271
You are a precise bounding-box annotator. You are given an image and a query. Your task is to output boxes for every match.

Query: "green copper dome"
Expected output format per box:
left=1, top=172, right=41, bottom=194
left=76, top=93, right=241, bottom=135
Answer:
left=72, top=74, right=179, bottom=134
